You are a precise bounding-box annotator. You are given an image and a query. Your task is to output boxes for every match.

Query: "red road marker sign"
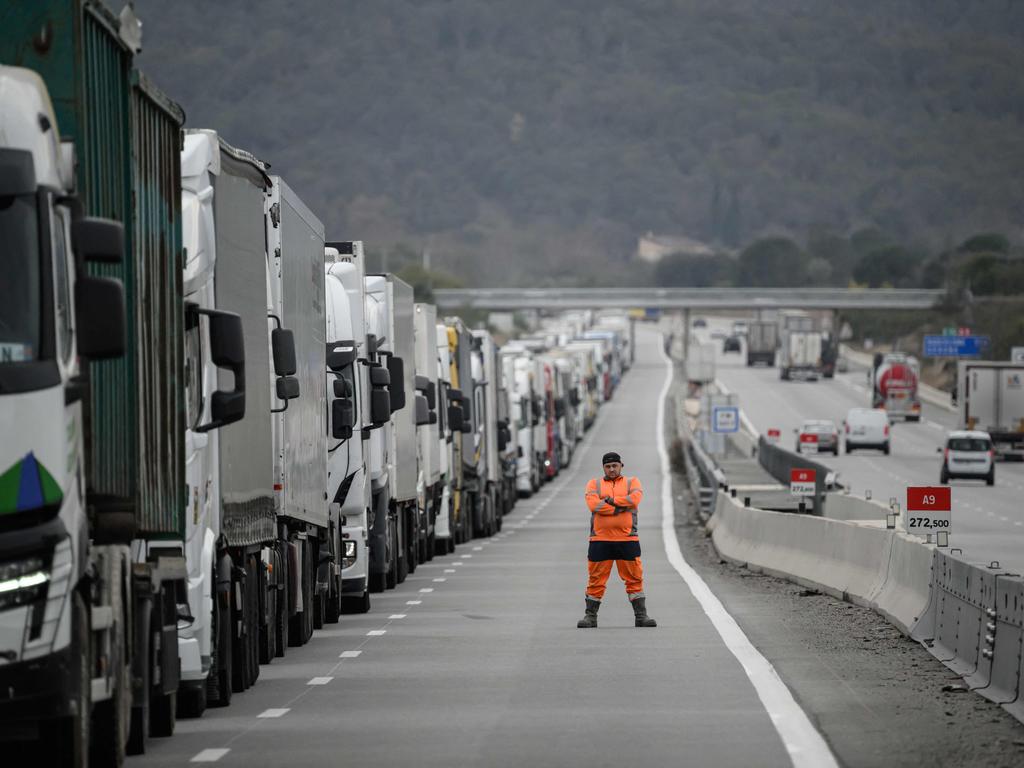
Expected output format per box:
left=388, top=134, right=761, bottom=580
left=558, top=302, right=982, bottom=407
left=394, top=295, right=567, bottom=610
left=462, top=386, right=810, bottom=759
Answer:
left=767, top=428, right=781, bottom=444
left=906, top=486, right=951, bottom=536
left=790, top=468, right=816, bottom=496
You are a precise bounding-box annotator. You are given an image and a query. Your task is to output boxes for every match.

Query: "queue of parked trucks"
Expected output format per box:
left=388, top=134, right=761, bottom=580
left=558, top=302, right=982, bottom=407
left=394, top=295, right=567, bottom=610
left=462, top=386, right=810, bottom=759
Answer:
left=0, top=5, right=633, bottom=765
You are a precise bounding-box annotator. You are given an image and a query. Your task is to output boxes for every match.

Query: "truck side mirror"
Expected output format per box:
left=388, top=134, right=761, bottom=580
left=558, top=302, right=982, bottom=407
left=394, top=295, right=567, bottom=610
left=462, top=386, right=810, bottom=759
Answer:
left=272, top=328, right=297, bottom=376
left=447, top=387, right=462, bottom=402
left=370, top=366, right=390, bottom=387
left=388, top=356, right=406, bottom=412
left=333, top=378, right=352, bottom=398
left=461, top=394, right=473, bottom=423
left=196, top=309, right=246, bottom=432
left=75, top=275, right=125, bottom=359
left=448, top=404, right=464, bottom=432
left=276, top=376, right=299, bottom=401
left=554, top=398, right=566, bottom=419
left=332, top=398, right=355, bottom=440
left=426, top=381, right=436, bottom=410
left=415, top=394, right=430, bottom=427
left=73, top=217, right=124, bottom=263
left=327, top=341, right=356, bottom=372
left=371, top=389, right=391, bottom=425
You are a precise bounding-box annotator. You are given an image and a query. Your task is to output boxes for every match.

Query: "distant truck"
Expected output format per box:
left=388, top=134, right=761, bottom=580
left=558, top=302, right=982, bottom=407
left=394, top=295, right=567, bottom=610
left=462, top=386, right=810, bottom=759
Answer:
left=778, top=311, right=821, bottom=380
left=957, top=361, right=1024, bottom=457
left=871, top=353, right=921, bottom=421
left=745, top=321, right=777, bottom=367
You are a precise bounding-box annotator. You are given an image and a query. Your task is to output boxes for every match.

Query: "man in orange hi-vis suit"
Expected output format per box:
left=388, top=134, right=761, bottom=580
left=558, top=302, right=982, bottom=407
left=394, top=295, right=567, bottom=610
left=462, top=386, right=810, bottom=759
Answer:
left=578, top=452, right=657, bottom=628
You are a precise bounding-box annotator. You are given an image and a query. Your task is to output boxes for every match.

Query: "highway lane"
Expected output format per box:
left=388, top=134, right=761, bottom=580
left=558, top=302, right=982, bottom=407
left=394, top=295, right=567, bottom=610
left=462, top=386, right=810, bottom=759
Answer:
left=699, top=320, right=1024, bottom=573
left=130, top=329, right=833, bottom=768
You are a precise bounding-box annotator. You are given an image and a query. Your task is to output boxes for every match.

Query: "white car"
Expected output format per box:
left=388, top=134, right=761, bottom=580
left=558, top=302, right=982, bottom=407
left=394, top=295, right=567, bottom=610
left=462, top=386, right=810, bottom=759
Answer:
left=843, top=408, right=890, bottom=455
left=939, top=430, right=994, bottom=485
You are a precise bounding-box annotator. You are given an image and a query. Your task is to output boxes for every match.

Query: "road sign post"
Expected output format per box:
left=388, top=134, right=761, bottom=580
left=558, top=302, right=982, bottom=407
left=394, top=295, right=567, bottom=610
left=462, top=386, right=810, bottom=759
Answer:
left=712, top=406, right=740, bottom=434
left=790, top=468, right=816, bottom=497
left=906, top=486, right=951, bottom=543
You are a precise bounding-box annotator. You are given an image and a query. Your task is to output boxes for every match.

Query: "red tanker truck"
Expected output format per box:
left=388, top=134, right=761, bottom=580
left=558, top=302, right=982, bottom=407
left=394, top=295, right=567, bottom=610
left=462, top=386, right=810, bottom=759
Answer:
left=871, top=353, right=921, bottom=421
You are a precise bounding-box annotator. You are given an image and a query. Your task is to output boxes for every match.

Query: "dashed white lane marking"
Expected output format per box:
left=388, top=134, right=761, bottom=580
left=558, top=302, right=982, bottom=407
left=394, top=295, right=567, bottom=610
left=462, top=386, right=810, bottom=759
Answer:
left=419, top=588, right=434, bottom=593
left=444, top=569, right=456, bottom=573
left=257, top=708, right=290, bottom=718
left=433, top=577, right=447, bottom=582
left=367, top=629, right=387, bottom=636
left=191, top=749, right=230, bottom=763
left=461, top=554, right=473, bottom=558
left=406, top=600, right=422, bottom=605
left=339, top=650, right=362, bottom=658
left=656, top=342, right=838, bottom=768
left=307, top=677, right=333, bottom=686
left=506, top=530, right=516, bottom=535
left=473, top=546, right=483, bottom=551
left=389, top=614, right=406, bottom=619
left=451, top=562, right=464, bottom=566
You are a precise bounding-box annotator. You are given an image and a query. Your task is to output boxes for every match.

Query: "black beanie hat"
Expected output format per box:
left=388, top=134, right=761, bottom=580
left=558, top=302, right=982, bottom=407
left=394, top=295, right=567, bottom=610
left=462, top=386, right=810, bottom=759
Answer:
left=602, top=452, right=622, bottom=465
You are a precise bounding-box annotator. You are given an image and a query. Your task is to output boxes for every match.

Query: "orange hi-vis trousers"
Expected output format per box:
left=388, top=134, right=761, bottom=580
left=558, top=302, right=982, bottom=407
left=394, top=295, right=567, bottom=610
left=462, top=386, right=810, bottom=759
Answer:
left=586, top=558, right=645, bottom=601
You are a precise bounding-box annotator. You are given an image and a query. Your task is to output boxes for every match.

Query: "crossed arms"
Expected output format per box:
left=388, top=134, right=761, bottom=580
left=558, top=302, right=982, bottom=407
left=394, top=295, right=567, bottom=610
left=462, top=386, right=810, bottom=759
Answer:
left=586, top=478, right=644, bottom=516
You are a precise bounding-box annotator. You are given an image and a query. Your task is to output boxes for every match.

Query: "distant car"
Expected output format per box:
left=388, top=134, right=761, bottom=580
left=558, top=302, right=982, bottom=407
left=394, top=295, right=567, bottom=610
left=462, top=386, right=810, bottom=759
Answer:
left=843, top=408, right=890, bottom=455
left=731, top=320, right=748, bottom=336
left=940, top=430, right=994, bottom=485
left=710, top=329, right=727, bottom=339
left=693, top=318, right=707, bottom=328
left=836, top=357, right=849, bottom=373
left=796, top=419, right=839, bottom=455
left=723, top=335, right=742, bottom=353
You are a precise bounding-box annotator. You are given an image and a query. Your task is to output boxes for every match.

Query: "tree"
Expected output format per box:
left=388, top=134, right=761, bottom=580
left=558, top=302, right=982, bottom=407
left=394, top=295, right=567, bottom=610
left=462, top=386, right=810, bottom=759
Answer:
left=736, top=237, right=808, bottom=286
left=851, top=245, right=920, bottom=287
left=958, top=232, right=1010, bottom=254
left=653, top=252, right=733, bottom=287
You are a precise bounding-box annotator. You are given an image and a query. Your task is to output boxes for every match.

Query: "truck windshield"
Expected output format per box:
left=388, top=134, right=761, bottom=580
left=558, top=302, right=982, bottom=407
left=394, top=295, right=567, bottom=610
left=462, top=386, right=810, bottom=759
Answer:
left=0, top=194, right=42, bottom=364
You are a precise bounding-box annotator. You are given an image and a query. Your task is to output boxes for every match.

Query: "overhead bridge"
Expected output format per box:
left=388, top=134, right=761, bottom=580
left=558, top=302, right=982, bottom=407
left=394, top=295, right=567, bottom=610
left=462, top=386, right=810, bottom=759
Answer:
left=433, top=287, right=946, bottom=311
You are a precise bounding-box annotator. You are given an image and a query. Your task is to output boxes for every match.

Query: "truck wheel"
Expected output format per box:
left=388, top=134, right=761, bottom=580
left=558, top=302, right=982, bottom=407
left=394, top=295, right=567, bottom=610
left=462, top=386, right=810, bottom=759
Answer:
left=342, top=592, right=371, bottom=614
left=987, top=468, right=995, bottom=486
left=940, top=467, right=949, bottom=485
left=177, top=684, right=207, bottom=719
left=209, top=582, right=233, bottom=706
left=231, top=567, right=251, bottom=692
left=47, top=592, right=90, bottom=767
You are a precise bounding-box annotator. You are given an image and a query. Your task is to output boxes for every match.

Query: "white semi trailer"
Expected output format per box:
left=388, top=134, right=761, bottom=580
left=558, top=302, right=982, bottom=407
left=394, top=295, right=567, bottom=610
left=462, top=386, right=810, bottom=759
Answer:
left=957, top=361, right=1024, bottom=458
left=177, top=130, right=286, bottom=713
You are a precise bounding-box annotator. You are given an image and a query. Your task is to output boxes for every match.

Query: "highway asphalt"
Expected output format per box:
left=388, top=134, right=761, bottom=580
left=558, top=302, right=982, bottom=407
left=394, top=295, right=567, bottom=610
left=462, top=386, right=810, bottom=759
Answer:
left=130, top=329, right=834, bottom=768
left=700, top=321, right=1024, bottom=573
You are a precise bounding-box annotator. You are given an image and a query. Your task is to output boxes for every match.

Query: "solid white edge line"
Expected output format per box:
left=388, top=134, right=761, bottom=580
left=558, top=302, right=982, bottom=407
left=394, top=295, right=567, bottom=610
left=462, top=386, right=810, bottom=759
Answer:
left=656, top=339, right=838, bottom=768
left=191, top=748, right=230, bottom=763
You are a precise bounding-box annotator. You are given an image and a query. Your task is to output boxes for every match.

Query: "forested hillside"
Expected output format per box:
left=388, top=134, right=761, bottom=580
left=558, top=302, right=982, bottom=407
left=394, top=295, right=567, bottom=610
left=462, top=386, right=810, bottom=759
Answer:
left=137, top=0, right=1024, bottom=286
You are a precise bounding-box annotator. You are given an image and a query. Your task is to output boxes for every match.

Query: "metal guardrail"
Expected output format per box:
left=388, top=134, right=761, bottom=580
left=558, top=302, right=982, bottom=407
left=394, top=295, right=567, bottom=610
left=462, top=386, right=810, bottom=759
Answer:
left=435, top=287, right=946, bottom=310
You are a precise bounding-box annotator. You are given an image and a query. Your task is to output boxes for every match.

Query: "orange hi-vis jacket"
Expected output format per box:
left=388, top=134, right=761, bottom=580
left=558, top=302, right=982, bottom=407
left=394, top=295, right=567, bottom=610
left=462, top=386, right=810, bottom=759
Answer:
left=586, top=475, right=644, bottom=541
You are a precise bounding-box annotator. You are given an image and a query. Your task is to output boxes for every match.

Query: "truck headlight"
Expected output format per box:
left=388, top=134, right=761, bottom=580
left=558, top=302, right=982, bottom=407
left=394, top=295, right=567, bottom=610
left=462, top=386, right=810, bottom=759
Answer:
left=342, top=539, right=357, bottom=569
left=0, top=555, right=50, bottom=610
left=22, top=538, right=74, bottom=660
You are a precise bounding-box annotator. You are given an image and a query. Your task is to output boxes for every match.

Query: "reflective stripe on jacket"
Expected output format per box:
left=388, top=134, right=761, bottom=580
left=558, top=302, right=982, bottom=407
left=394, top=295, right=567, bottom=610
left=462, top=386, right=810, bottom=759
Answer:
left=586, top=475, right=643, bottom=541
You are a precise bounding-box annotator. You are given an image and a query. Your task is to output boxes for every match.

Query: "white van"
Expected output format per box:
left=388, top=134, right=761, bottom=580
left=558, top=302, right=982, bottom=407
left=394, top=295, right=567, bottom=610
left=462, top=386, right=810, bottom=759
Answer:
left=940, top=430, right=994, bottom=485
left=843, top=408, right=890, bottom=454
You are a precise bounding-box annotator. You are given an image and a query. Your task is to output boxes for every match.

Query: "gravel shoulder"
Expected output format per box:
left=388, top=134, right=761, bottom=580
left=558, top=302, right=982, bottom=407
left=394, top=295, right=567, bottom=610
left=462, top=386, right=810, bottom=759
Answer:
left=665, top=373, right=1024, bottom=768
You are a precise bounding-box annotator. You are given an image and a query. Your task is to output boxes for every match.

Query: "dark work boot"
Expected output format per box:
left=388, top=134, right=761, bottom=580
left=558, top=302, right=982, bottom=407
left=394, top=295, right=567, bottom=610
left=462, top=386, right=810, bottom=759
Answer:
left=577, top=598, right=600, bottom=628
left=631, top=597, right=657, bottom=627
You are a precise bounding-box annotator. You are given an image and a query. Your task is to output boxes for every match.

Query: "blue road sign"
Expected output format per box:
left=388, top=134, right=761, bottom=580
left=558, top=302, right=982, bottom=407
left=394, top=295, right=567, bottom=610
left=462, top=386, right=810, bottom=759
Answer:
left=711, top=406, right=740, bottom=433
left=923, top=334, right=990, bottom=357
